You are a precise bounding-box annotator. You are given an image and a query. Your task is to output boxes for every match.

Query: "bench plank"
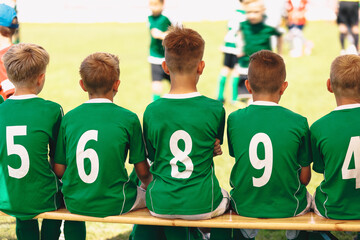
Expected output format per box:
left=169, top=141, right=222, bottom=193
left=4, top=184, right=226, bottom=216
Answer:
left=1, top=209, right=360, bottom=232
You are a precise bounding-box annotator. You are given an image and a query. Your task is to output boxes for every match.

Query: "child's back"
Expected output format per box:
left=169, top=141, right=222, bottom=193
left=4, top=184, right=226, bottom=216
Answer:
left=311, top=55, right=360, bottom=220
left=228, top=102, right=311, bottom=217
left=0, top=95, right=62, bottom=218
left=144, top=93, right=225, bottom=216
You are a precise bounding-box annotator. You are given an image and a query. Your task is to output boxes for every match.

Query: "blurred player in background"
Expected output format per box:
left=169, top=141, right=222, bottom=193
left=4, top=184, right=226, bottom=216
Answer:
left=148, top=0, right=172, bottom=101
left=216, top=0, right=246, bottom=104
left=336, top=0, right=359, bottom=55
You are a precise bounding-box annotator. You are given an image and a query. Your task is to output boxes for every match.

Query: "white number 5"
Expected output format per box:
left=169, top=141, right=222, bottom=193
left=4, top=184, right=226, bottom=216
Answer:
left=342, top=136, right=360, bottom=189
left=6, top=126, right=30, bottom=179
left=249, top=133, right=273, bottom=187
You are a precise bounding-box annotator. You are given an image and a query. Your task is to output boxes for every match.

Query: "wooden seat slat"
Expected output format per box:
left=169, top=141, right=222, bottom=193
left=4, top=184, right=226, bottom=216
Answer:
left=1, top=209, right=360, bottom=232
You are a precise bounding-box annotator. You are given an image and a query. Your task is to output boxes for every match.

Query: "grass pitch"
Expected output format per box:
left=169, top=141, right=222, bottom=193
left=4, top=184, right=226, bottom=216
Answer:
left=0, top=20, right=357, bottom=239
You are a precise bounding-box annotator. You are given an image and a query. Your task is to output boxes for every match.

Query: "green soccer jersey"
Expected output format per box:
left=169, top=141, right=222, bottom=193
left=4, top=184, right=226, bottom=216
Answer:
left=238, top=20, right=282, bottom=68
left=143, top=92, right=225, bottom=215
left=311, top=104, right=360, bottom=220
left=148, top=14, right=172, bottom=64
left=54, top=99, right=145, bottom=218
left=0, top=95, right=62, bottom=220
left=227, top=101, right=311, bottom=218
left=222, top=9, right=246, bottom=55
left=0, top=95, right=3, bottom=104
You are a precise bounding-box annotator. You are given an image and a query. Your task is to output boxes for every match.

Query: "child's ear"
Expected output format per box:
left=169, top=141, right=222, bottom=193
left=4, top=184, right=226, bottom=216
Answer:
left=37, top=73, right=45, bottom=86
left=197, top=60, right=205, bottom=75
left=162, top=61, right=170, bottom=75
left=113, top=80, right=120, bottom=92
left=327, top=78, right=334, bottom=93
left=79, top=79, right=87, bottom=92
left=245, top=79, right=253, bottom=94
left=279, top=81, right=288, bottom=96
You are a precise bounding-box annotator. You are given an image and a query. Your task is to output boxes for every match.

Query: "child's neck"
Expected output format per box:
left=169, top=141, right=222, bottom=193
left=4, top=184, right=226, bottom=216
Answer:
left=252, top=93, right=281, bottom=104
left=88, top=92, right=114, bottom=102
left=168, top=75, right=198, bottom=94
left=0, top=36, right=12, bottom=51
left=13, top=88, right=38, bottom=96
left=335, top=96, right=360, bottom=107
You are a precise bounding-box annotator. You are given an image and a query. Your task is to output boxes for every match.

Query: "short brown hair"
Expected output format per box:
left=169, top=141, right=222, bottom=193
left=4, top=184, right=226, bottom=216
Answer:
left=2, top=43, right=49, bottom=87
left=248, top=50, right=286, bottom=93
left=330, top=55, right=360, bottom=99
left=79, top=52, right=120, bottom=95
left=162, top=26, right=205, bottom=73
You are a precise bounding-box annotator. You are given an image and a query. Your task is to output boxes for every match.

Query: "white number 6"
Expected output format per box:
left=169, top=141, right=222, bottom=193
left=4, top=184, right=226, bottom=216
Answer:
left=76, top=130, right=99, bottom=184
left=249, top=133, right=273, bottom=187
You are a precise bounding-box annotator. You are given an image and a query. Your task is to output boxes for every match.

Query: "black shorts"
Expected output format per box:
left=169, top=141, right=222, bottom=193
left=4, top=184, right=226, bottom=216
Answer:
left=151, top=64, right=170, bottom=82
left=337, top=1, right=359, bottom=26
left=223, top=53, right=238, bottom=69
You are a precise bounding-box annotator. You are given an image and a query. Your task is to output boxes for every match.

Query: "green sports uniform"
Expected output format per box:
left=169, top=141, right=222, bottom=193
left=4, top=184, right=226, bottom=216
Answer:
left=238, top=20, right=282, bottom=68
left=148, top=14, right=171, bottom=64
left=311, top=104, right=360, bottom=219
left=222, top=9, right=246, bottom=55
left=0, top=95, right=3, bottom=104
left=54, top=99, right=145, bottom=218
left=227, top=101, right=311, bottom=218
left=143, top=92, right=225, bottom=216
left=0, top=95, right=62, bottom=220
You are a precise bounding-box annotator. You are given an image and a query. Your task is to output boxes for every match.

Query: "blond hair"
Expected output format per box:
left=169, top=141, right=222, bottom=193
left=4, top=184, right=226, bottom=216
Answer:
left=2, top=43, right=49, bottom=87
left=79, top=52, right=120, bottom=95
left=330, top=55, right=360, bottom=99
left=248, top=50, right=286, bottom=93
left=163, top=26, right=205, bottom=73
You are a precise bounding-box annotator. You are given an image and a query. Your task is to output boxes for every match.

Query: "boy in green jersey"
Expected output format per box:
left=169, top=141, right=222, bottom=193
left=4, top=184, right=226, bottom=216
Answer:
left=0, top=43, right=85, bottom=240
left=311, top=54, right=360, bottom=220
left=221, top=50, right=312, bottom=240
left=236, top=0, right=283, bottom=104
left=148, top=0, right=172, bottom=101
left=53, top=53, right=152, bottom=227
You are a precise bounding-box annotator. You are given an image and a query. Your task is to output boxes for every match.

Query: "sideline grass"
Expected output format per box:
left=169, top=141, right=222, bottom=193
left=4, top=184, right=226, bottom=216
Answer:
left=0, top=21, right=354, bottom=239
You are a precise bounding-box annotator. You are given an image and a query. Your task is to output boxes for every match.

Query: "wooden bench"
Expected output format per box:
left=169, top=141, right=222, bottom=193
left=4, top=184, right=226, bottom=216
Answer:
left=2, top=208, right=360, bottom=232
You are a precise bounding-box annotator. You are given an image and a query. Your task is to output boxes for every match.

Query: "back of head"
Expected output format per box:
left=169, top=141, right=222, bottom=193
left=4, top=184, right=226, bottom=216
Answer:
left=2, top=43, right=49, bottom=87
left=162, top=26, right=205, bottom=74
left=0, top=4, right=19, bottom=38
left=330, top=55, right=360, bottom=99
left=248, top=50, right=286, bottom=93
left=79, top=52, right=120, bottom=95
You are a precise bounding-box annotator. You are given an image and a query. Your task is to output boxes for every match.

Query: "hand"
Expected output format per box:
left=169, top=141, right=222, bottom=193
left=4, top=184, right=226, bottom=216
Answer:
left=213, top=138, right=223, bottom=156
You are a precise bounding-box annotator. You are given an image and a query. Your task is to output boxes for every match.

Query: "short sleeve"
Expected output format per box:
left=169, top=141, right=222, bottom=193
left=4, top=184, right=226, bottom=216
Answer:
left=297, top=120, right=312, bottom=167
left=54, top=121, right=66, bottom=165
left=128, top=115, right=146, bottom=165
left=217, top=107, right=226, bottom=144
left=227, top=113, right=235, bottom=158
left=49, top=105, right=63, bottom=159
left=310, top=127, right=325, bottom=173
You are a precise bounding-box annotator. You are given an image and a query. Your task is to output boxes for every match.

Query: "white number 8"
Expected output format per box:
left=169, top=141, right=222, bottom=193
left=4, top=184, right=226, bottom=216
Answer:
left=76, top=130, right=99, bottom=184
left=169, top=130, right=193, bottom=179
left=249, top=133, right=273, bottom=187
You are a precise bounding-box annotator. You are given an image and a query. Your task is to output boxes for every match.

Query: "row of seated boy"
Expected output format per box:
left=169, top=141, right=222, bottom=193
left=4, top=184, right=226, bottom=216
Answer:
left=0, top=26, right=359, bottom=240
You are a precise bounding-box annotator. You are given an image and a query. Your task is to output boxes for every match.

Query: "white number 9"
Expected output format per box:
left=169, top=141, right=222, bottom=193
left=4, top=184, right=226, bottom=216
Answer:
left=249, top=133, right=273, bottom=187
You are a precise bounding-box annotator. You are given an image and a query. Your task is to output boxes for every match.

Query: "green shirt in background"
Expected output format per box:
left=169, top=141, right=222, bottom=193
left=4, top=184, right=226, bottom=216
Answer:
left=228, top=101, right=311, bottom=218
left=143, top=93, right=225, bottom=215
left=0, top=95, right=62, bottom=220
left=148, top=14, right=171, bottom=64
left=54, top=99, right=145, bottom=218
left=311, top=105, right=360, bottom=220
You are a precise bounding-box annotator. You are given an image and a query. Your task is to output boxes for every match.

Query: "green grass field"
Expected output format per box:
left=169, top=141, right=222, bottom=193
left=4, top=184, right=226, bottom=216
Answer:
left=0, top=20, right=357, bottom=239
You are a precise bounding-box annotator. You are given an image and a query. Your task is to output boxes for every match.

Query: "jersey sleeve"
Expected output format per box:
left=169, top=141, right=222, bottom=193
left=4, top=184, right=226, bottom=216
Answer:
left=217, top=107, right=226, bottom=144
left=310, top=126, right=325, bottom=173
left=227, top=113, right=235, bottom=158
left=54, top=121, right=67, bottom=165
left=297, top=119, right=312, bottom=167
left=143, top=109, right=155, bottom=162
left=49, top=105, right=63, bottom=159
left=128, top=115, right=146, bottom=165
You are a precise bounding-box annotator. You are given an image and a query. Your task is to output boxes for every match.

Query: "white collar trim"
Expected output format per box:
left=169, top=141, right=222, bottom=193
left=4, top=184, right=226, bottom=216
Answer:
left=162, top=92, right=201, bottom=99
left=334, top=103, right=360, bottom=111
left=85, top=98, right=112, bottom=103
left=8, top=94, right=38, bottom=100
left=250, top=101, right=279, bottom=106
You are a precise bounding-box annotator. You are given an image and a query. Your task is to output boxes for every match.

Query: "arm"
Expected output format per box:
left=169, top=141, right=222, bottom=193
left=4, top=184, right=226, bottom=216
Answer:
left=299, top=165, right=311, bottom=186
left=54, top=163, right=66, bottom=179
left=277, top=35, right=283, bottom=55
left=134, top=160, right=152, bottom=190
left=151, top=28, right=168, bottom=40
left=213, top=138, right=223, bottom=157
